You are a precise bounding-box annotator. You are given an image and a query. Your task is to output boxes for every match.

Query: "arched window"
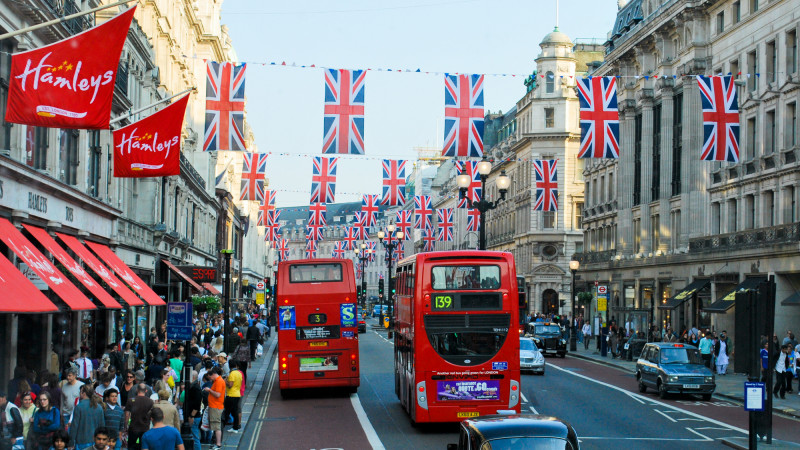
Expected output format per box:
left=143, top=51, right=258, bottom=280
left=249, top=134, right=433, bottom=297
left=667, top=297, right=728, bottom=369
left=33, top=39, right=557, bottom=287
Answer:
left=546, top=71, right=555, bottom=93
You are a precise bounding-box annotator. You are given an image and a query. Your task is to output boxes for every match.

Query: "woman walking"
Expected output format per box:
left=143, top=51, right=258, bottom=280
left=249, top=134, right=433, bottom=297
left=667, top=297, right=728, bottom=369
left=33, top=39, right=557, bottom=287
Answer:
left=68, top=385, right=105, bottom=449
left=18, top=392, right=36, bottom=447
left=29, top=392, right=60, bottom=450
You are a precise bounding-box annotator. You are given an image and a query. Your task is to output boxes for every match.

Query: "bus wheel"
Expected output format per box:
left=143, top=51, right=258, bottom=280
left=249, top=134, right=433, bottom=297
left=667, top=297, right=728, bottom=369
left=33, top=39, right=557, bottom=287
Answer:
left=280, top=389, right=292, bottom=399
left=347, top=386, right=358, bottom=395
left=395, top=376, right=400, bottom=398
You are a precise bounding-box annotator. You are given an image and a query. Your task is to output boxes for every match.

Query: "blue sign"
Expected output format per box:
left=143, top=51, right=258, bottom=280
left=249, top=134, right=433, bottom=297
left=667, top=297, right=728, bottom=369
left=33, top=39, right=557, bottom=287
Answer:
left=343, top=331, right=355, bottom=338
left=744, top=382, right=765, bottom=411
left=167, top=302, right=193, bottom=341
left=340, top=303, right=356, bottom=328
left=492, top=361, right=508, bottom=371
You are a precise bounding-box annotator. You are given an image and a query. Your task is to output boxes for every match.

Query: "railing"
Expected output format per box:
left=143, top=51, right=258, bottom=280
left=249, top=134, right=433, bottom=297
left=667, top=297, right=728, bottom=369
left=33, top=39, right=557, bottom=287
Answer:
left=63, top=0, right=92, bottom=35
left=180, top=153, right=207, bottom=190
left=487, top=232, right=514, bottom=247
left=572, top=250, right=617, bottom=265
left=689, top=222, right=800, bottom=253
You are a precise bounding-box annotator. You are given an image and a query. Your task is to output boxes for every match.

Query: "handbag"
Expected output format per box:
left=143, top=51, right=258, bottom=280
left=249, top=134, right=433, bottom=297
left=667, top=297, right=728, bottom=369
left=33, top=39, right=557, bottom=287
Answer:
left=200, top=408, right=210, bottom=431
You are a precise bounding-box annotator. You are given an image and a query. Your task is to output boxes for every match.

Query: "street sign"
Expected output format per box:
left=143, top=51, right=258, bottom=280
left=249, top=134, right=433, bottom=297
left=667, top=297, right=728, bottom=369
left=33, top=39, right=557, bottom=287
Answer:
left=256, top=292, right=265, bottom=305
left=167, top=302, right=193, bottom=341
left=744, top=382, right=765, bottom=411
left=256, top=281, right=265, bottom=290
left=597, top=285, right=607, bottom=294
left=597, top=297, right=607, bottom=311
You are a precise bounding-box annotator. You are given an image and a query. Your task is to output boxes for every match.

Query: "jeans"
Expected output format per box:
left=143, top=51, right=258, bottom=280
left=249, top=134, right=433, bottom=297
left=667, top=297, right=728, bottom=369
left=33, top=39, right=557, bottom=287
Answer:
left=191, top=416, right=202, bottom=450
left=578, top=331, right=584, bottom=343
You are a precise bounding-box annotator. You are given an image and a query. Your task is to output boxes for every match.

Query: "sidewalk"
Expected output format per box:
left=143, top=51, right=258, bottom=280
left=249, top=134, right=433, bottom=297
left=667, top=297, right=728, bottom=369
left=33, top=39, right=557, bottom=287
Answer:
left=566, top=342, right=800, bottom=419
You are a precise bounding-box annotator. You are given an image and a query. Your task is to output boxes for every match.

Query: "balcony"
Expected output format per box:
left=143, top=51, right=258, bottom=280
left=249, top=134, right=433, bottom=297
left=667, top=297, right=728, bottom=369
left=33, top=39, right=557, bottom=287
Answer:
left=62, top=0, right=94, bottom=35
left=572, top=250, right=617, bottom=265
left=689, top=222, right=800, bottom=253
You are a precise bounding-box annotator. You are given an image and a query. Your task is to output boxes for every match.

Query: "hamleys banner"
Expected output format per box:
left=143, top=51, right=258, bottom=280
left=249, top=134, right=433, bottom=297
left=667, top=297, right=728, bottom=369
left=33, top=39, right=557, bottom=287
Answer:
left=113, top=93, right=189, bottom=177
left=5, top=6, right=136, bottom=129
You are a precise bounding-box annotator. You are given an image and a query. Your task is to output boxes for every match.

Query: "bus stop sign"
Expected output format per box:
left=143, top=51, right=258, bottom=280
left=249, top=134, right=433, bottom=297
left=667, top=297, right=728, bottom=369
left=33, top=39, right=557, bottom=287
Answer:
left=167, top=302, right=193, bottom=341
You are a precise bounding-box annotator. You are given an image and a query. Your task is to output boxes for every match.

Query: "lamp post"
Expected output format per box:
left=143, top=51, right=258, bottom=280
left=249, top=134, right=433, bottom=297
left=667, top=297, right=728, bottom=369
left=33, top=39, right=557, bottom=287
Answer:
left=354, top=243, right=371, bottom=310
left=569, top=260, right=580, bottom=352
left=378, top=224, right=404, bottom=328
left=457, top=156, right=511, bottom=250
left=221, top=249, right=233, bottom=352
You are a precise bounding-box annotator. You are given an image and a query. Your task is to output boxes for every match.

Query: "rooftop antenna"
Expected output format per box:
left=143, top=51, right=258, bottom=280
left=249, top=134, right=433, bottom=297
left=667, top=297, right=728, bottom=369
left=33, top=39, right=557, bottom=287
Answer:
left=555, top=0, right=559, bottom=29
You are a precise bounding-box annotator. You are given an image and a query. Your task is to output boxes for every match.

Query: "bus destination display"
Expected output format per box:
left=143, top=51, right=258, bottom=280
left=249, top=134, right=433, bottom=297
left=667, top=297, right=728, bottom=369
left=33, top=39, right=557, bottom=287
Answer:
left=296, top=325, right=340, bottom=340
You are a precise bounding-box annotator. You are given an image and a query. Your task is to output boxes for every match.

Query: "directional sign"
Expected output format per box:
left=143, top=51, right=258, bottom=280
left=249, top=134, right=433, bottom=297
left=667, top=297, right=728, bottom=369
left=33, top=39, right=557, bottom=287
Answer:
left=167, top=302, right=193, bottom=341
left=598, top=285, right=607, bottom=294
left=256, top=281, right=265, bottom=290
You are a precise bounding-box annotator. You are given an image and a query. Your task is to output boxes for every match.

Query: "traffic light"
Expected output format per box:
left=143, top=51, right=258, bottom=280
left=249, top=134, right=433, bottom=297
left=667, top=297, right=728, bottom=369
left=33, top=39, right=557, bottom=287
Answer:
left=378, top=278, right=384, bottom=299
left=357, top=284, right=362, bottom=302
left=265, top=277, right=271, bottom=294
left=390, top=277, right=396, bottom=299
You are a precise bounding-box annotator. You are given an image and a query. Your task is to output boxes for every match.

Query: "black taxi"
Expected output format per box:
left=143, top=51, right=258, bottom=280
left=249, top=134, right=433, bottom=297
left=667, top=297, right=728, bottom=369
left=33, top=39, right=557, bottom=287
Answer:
left=525, top=322, right=567, bottom=358
left=447, top=414, right=580, bottom=450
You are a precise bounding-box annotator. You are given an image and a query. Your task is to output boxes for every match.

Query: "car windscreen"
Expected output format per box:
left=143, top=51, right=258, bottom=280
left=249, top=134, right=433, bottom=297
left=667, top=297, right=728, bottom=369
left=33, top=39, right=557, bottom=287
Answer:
left=431, top=265, right=501, bottom=290
left=660, top=347, right=704, bottom=365
left=520, top=339, right=537, bottom=351
left=534, top=325, right=561, bottom=335
left=289, top=263, right=342, bottom=283
left=482, top=437, right=571, bottom=450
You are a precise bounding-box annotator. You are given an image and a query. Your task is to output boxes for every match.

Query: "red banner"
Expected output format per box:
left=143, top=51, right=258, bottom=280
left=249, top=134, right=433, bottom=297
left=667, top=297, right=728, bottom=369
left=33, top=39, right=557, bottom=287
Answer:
left=113, top=93, right=189, bottom=177
left=5, top=6, right=136, bottom=129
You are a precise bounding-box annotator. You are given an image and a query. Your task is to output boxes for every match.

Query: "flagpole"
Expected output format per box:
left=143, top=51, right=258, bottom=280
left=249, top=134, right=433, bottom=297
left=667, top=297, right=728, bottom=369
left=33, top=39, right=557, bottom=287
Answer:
left=109, top=88, right=194, bottom=126
left=0, top=0, right=138, bottom=41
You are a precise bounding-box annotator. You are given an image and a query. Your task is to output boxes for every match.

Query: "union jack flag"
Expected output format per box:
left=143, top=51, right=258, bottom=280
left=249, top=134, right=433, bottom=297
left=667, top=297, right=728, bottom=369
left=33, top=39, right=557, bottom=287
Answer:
left=343, top=226, right=357, bottom=250
left=332, top=241, right=347, bottom=259
left=381, top=160, right=407, bottom=206
left=323, top=69, right=366, bottom=155
left=352, top=212, right=370, bottom=240
left=204, top=61, right=247, bottom=151
left=306, top=202, right=327, bottom=241
left=422, top=228, right=436, bottom=252
left=392, top=242, right=404, bottom=263
left=361, top=194, right=380, bottom=228
left=305, top=240, right=318, bottom=259
left=443, top=74, right=484, bottom=157
left=414, top=195, right=433, bottom=230
left=697, top=75, right=740, bottom=162
left=366, top=241, right=377, bottom=263
left=239, top=152, right=267, bottom=202
left=395, top=210, right=412, bottom=238
left=533, top=159, right=558, bottom=211
left=437, top=208, right=454, bottom=242
left=310, top=157, right=338, bottom=204
left=456, top=160, right=482, bottom=208
left=277, top=238, right=289, bottom=261
left=467, top=208, right=480, bottom=232
left=257, top=190, right=276, bottom=227
left=576, top=76, right=620, bottom=159
left=264, top=210, right=281, bottom=242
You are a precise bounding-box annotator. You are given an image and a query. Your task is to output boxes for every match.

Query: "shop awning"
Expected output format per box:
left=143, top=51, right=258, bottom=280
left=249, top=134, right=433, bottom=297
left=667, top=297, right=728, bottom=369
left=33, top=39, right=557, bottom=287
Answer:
left=202, top=283, right=221, bottom=295
left=84, top=241, right=166, bottom=306
left=24, top=225, right=122, bottom=309
left=705, top=277, right=768, bottom=313
left=658, top=279, right=710, bottom=310
left=0, top=252, right=58, bottom=313
left=57, top=233, right=145, bottom=307
left=162, top=259, right=203, bottom=292
left=0, top=218, right=96, bottom=310
left=782, top=292, right=800, bottom=306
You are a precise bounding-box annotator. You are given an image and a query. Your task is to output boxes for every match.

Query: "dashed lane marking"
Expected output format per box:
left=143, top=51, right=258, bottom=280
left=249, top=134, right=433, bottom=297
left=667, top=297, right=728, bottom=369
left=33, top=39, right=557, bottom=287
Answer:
left=654, top=410, right=677, bottom=423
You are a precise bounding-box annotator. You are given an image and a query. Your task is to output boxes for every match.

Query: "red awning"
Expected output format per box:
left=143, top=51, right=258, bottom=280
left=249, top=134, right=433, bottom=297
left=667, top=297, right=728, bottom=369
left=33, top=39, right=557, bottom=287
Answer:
left=56, top=233, right=145, bottom=307
left=0, top=252, right=58, bottom=313
left=0, top=218, right=95, bottom=310
left=84, top=241, right=166, bottom=306
left=162, top=259, right=203, bottom=292
left=202, top=282, right=221, bottom=295
left=24, top=225, right=122, bottom=309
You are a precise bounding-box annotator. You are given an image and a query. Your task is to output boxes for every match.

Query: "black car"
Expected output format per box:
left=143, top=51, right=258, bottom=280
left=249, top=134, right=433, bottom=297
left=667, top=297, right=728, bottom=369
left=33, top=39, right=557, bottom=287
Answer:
left=447, top=414, right=580, bottom=450
left=526, top=322, right=567, bottom=358
left=635, top=342, right=716, bottom=400
left=357, top=309, right=366, bottom=333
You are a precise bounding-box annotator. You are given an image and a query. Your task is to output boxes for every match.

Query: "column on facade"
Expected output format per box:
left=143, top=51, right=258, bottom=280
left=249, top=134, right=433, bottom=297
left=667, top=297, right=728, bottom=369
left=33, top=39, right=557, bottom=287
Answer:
left=658, top=85, right=674, bottom=252
left=682, top=80, right=709, bottom=239
left=638, top=90, right=654, bottom=254
left=618, top=97, right=636, bottom=256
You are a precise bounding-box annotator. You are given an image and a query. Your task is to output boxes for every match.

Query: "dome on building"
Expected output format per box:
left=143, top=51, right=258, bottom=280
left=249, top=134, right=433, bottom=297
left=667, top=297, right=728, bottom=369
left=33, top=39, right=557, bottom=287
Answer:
left=540, top=27, right=573, bottom=46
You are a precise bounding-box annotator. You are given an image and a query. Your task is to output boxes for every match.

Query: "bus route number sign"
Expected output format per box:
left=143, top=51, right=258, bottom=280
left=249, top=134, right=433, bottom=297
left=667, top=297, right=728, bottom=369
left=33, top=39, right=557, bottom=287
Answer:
left=433, top=295, right=453, bottom=310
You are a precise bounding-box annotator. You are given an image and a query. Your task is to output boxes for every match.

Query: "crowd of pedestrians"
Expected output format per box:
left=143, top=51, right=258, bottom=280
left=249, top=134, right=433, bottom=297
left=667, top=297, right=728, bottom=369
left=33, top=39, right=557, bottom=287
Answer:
left=0, top=308, right=270, bottom=450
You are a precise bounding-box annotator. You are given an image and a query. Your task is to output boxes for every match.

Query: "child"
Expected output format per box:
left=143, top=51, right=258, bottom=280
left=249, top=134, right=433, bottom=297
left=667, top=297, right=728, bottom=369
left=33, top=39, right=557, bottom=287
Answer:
left=50, top=429, right=70, bottom=450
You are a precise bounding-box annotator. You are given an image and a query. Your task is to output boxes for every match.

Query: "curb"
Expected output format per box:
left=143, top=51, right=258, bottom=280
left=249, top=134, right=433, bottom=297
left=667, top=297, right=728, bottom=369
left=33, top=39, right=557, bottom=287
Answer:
left=566, top=352, right=800, bottom=420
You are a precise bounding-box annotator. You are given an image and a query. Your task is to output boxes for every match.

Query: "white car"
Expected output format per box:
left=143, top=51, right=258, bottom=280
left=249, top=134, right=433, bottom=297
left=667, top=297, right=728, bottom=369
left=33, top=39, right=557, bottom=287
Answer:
left=520, top=337, right=545, bottom=375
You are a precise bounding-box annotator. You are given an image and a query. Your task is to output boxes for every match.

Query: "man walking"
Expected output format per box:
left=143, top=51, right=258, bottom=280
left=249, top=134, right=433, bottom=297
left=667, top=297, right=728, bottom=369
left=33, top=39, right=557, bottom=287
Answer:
left=203, top=368, right=225, bottom=450
left=223, top=361, right=243, bottom=434
left=0, top=390, right=23, bottom=450
left=140, top=408, right=184, bottom=450
left=774, top=344, right=789, bottom=399
left=59, top=368, right=84, bottom=429
left=698, top=332, right=713, bottom=368
left=124, top=384, right=154, bottom=450
left=246, top=321, right=261, bottom=362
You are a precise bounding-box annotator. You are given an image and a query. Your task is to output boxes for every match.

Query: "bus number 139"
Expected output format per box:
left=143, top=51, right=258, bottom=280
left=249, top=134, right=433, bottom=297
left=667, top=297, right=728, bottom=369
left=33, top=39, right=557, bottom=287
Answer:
left=434, top=295, right=452, bottom=310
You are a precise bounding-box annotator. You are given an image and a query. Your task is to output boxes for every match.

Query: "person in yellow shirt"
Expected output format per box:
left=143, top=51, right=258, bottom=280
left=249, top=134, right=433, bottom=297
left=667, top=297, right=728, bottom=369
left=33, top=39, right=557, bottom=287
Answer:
left=223, top=361, right=243, bottom=433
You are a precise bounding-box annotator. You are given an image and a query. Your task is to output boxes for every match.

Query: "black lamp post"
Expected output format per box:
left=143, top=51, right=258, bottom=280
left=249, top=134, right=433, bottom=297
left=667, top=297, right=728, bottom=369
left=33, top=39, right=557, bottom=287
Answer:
left=457, top=156, right=511, bottom=250
left=220, top=249, right=233, bottom=352
left=378, top=224, right=404, bottom=328
left=354, top=243, right=371, bottom=310
left=569, top=260, right=580, bottom=352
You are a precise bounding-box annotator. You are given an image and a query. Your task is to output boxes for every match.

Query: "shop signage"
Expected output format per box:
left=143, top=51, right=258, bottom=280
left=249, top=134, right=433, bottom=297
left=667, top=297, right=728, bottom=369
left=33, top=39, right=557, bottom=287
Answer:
left=176, top=265, right=217, bottom=282
left=19, top=262, right=47, bottom=290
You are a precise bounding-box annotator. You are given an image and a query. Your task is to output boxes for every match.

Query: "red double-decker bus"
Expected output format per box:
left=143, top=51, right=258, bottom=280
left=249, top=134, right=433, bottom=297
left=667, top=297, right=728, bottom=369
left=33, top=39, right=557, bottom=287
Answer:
left=276, top=259, right=360, bottom=396
left=393, top=251, right=521, bottom=423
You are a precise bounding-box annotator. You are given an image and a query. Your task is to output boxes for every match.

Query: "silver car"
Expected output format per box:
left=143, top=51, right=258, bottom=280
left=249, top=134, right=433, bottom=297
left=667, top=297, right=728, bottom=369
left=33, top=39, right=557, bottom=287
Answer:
left=520, top=337, right=545, bottom=374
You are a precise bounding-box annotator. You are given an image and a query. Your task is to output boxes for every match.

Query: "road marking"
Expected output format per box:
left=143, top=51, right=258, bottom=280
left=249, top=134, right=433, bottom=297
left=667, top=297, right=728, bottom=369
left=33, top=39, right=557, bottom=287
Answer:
left=654, top=409, right=677, bottom=423
left=520, top=393, right=538, bottom=414
left=350, top=393, right=386, bottom=450
left=579, top=436, right=711, bottom=441
left=547, top=363, right=748, bottom=435
left=685, top=427, right=714, bottom=441
left=624, top=391, right=646, bottom=404
left=247, top=359, right=278, bottom=449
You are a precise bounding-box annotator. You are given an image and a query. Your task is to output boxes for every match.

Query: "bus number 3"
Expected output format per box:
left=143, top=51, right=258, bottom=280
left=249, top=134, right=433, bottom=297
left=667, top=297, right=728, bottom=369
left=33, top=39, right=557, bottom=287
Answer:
left=434, top=295, right=452, bottom=309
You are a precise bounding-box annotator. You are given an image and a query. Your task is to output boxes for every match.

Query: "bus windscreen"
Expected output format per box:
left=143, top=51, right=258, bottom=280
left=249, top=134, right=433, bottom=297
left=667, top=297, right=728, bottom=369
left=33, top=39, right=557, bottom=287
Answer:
left=431, top=265, right=500, bottom=290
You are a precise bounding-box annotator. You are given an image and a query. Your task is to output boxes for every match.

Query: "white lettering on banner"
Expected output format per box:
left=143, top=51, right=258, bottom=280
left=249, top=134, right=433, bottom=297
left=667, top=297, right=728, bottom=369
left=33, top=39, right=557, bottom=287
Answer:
left=115, top=127, right=180, bottom=161
left=14, top=52, right=114, bottom=105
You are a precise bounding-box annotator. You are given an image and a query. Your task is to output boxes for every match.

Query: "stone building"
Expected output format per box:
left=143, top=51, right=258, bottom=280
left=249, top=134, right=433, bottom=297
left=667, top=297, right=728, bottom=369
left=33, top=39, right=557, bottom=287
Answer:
left=576, top=0, right=800, bottom=339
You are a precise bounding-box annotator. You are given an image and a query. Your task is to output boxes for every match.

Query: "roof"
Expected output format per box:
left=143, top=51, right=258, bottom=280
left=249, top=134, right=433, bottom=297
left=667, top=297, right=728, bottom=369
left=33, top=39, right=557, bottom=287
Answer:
left=540, top=27, right=572, bottom=46
left=643, top=342, right=699, bottom=349
left=465, top=414, right=576, bottom=442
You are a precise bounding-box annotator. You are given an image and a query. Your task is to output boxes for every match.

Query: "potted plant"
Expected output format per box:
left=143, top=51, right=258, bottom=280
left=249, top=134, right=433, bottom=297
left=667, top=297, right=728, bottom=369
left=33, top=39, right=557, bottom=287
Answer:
left=577, top=291, right=594, bottom=306
left=191, top=295, right=221, bottom=314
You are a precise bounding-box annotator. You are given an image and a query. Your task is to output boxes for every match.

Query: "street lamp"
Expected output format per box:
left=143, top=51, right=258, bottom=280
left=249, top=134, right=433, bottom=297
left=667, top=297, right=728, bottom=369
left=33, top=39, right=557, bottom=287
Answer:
left=457, top=156, right=511, bottom=250
left=569, top=259, right=580, bottom=352
left=354, top=243, right=371, bottom=309
left=220, top=249, right=234, bottom=353
left=377, top=224, right=404, bottom=328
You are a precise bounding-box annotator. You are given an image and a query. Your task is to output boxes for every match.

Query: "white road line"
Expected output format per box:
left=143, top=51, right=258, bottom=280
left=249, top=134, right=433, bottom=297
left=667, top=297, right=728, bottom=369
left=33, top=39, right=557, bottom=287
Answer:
left=579, top=436, right=710, bottom=441
left=546, top=363, right=748, bottom=435
left=521, top=393, right=528, bottom=403
left=529, top=405, right=539, bottom=414
left=685, top=427, right=714, bottom=441
left=624, top=391, right=646, bottom=404
left=520, top=393, right=538, bottom=414
left=350, top=393, right=386, bottom=450
left=654, top=409, right=677, bottom=423
left=247, top=359, right=278, bottom=449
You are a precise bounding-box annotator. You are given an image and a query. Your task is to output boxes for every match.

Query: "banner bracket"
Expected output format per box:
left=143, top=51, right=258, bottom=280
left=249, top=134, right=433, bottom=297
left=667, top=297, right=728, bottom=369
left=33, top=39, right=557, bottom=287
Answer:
left=109, top=88, right=194, bottom=127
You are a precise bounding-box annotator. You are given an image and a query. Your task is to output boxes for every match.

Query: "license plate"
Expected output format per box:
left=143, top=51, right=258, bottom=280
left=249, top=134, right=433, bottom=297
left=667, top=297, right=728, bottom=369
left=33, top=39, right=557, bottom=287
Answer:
left=457, top=412, right=479, bottom=418
left=309, top=341, right=328, bottom=347
left=683, top=384, right=700, bottom=389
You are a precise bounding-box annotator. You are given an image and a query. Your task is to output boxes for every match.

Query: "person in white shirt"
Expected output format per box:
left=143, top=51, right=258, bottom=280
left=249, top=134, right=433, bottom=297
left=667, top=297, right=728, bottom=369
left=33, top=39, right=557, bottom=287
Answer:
left=581, top=322, right=592, bottom=350
left=75, top=348, right=94, bottom=383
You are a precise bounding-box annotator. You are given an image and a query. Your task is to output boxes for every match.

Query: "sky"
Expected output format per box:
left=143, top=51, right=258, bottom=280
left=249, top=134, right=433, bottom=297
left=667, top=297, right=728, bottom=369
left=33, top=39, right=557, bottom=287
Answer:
left=220, top=0, right=620, bottom=208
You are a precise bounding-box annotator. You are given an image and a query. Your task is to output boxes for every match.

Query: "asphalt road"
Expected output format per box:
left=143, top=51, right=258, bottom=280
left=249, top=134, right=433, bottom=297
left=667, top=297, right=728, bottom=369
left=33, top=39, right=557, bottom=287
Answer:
left=252, top=319, right=800, bottom=449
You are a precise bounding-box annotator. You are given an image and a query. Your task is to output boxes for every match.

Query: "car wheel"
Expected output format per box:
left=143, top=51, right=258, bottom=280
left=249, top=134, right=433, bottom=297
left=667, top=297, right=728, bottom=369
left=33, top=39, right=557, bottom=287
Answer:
left=658, top=380, right=668, bottom=399
left=638, top=379, right=647, bottom=393
left=701, top=393, right=712, bottom=401
left=559, top=353, right=566, bottom=358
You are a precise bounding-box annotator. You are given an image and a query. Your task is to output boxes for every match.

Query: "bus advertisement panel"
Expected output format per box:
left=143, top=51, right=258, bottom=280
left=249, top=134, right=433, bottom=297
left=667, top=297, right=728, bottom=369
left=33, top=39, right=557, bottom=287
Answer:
left=394, top=251, right=521, bottom=423
left=276, top=259, right=359, bottom=396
